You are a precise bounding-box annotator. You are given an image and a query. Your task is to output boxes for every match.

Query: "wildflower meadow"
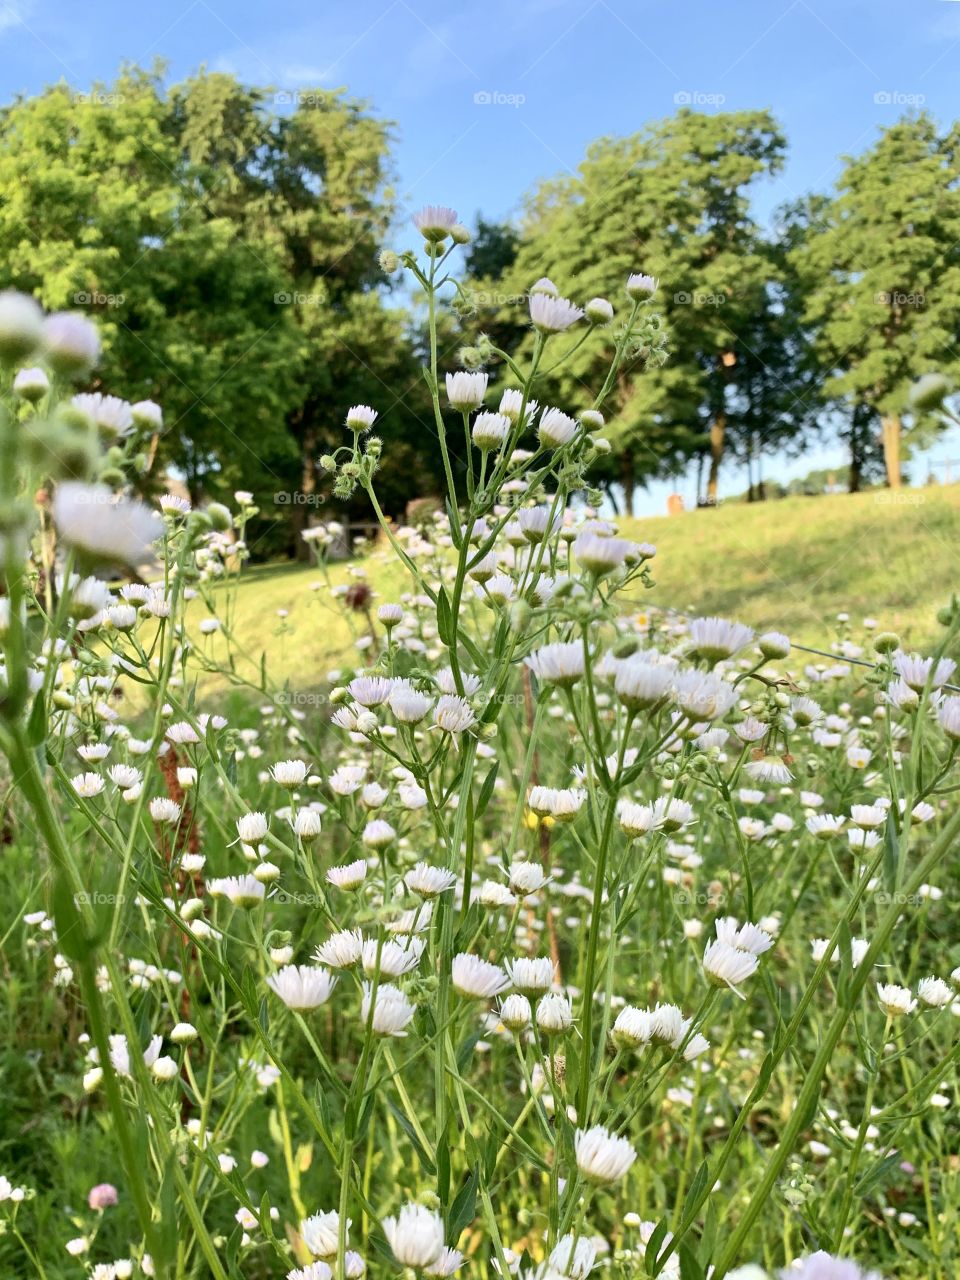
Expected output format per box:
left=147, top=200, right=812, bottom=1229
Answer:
left=1, top=208, right=960, bottom=1280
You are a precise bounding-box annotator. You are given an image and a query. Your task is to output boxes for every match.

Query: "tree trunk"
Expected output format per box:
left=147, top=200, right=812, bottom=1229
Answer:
left=706, top=415, right=725, bottom=504
left=881, top=415, right=902, bottom=489
left=621, top=453, right=635, bottom=519
left=849, top=444, right=862, bottom=493
left=293, top=424, right=317, bottom=560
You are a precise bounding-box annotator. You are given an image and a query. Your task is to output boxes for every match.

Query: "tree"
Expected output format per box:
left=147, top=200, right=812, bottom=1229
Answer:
left=474, top=110, right=812, bottom=512
left=0, top=66, right=445, bottom=557
left=791, top=114, right=960, bottom=488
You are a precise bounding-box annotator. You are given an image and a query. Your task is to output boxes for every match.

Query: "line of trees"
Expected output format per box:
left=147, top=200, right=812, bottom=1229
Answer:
left=1, top=68, right=957, bottom=543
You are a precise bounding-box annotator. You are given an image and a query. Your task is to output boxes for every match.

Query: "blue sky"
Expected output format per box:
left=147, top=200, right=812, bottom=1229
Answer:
left=3, top=0, right=959, bottom=509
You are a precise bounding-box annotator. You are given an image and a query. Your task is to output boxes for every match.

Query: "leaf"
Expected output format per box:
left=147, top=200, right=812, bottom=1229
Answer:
left=436, top=586, right=453, bottom=648
left=646, top=1218, right=671, bottom=1276
left=682, top=1160, right=710, bottom=1221
left=26, top=689, right=46, bottom=747
left=447, top=1168, right=478, bottom=1240
left=476, top=762, right=499, bottom=819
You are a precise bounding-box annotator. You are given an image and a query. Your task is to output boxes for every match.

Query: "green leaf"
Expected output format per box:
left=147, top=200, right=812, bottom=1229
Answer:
left=476, top=762, right=499, bottom=819
left=447, top=1168, right=478, bottom=1240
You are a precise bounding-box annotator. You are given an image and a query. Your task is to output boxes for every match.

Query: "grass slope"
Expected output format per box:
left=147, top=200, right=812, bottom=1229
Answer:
left=191, top=485, right=960, bottom=694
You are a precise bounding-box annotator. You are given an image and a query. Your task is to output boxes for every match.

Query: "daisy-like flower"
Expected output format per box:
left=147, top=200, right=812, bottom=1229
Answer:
left=574, top=1124, right=637, bottom=1184
left=893, top=651, right=956, bottom=693
left=361, top=983, right=417, bottom=1037
left=348, top=676, right=393, bottom=707
left=527, top=786, right=586, bottom=822
left=508, top=860, right=549, bottom=896
left=389, top=684, right=433, bottom=724
left=108, top=764, right=141, bottom=789
left=52, top=483, right=163, bottom=567
left=13, top=365, right=49, bottom=401
left=703, top=940, right=760, bottom=991
left=781, top=1253, right=883, bottom=1280
left=517, top=506, right=560, bottom=544
left=362, top=819, right=396, bottom=848
left=346, top=404, right=377, bottom=431
left=615, top=658, right=675, bottom=710
left=413, top=206, right=459, bottom=239
left=673, top=670, right=738, bottom=721
left=149, top=797, right=181, bottom=825
left=72, top=391, right=133, bottom=438
left=744, top=757, right=792, bottom=784
left=109, top=1033, right=163, bottom=1078
left=714, top=918, right=775, bottom=956
left=687, top=616, right=755, bottom=662
left=536, top=991, right=573, bottom=1035
left=272, top=759, right=308, bottom=787
left=237, top=812, right=269, bottom=842
left=538, top=407, right=578, bottom=448
left=811, top=937, right=870, bottom=967
left=405, top=863, right=457, bottom=898
left=300, top=1210, right=345, bottom=1258
left=524, top=642, right=585, bottom=687
left=758, top=631, right=791, bottom=659
left=505, top=956, right=554, bottom=995
left=266, top=965, right=337, bottom=1010
left=499, top=388, right=539, bottom=425
left=434, top=695, right=475, bottom=734
left=574, top=533, right=633, bottom=575
left=207, top=875, right=265, bottom=908
left=499, top=993, right=532, bottom=1030
left=71, top=772, right=105, bottom=798
left=294, top=809, right=323, bottom=842
left=445, top=370, right=488, bottom=411
left=289, top=1264, right=333, bottom=1280
left=876, top=983, right=917, bottom=1016
left=361, top=937, right=424, bottom=979
left=327, top=860, right=368, bottom=890
left=612, top=1006, right=654, bottom=1049
left=382, top=1204, right=445, bottom=1269
left=472, top=412, right=511, bottom=452
left=315, top=928, right=364, bottom=970
left=42, top=311, right=100, bottom=373
left=938, top=695, right=960, bottom=740
left=166, top=721, right=200, bottom=745
left=529, top=292, right=584, bottom=333
left=917, top=976, right=953, bottom=1008
left=626, top=272, right=657, bottom=297
left=806, top=814, right=845, bottom=839
left=451, top=953, right=510, bottom=999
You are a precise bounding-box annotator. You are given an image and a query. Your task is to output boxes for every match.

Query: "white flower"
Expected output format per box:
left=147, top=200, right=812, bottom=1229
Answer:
left=917, top=976, right=952, bottom=1008
left=348, top=676, right=393, bottom=707
left=300, top=1210, right=345, bottom=1258
left=267, top=965, right=337, bottom=1010
left=405, top=862, right=456, bottom=898
left=434, top=694, right=475, bottom=734
left=382, top=1203, right=445, bottom=1269
left=538, top=407, right=578, bottom=448
left=472, top=412, right=511, bottom=451
left=149, top=797, right=181, bottom=825
left=508, top=861, right=549, bottom=896
left=574, top=533, right=632, bottom=575
left=237, top=812, right=269, bottom=842
left=714, top=918, right=774, bottom=956
left=362, top=819, right=396, bottom=848
left=12, top=365, right=49, bottom=400
left=499, top=388, right=538, bottom=424
left=378, top=602, right=403, bottom=626
left=445, top=370, right=488, bottom=411
left=452, top=953, right=509, bottom=998
left=783, top=1254, right=883, bottom=1280
left=626, top=272, right=657, bottom=297
left=505, top=956, right=554, bottom=995
left=151, top=1056, right=179, bottom=1081
left=362, top=937, right=424, bottom=978
left=529, top=292, right=583, bottom=333
left=52, top=483, right=163, bottom=566
left=525, top=641, right=585, bottom=687
left=612, top=1007, right=656, bottom=1052
left=346, top=404, right=377, bottom=431
left=806, top=814, right=845, bottom=839
left=876, top=983, right=916, bottom=1016
left=272, top=759, right=308, bottom=787
left=744, top=757, right=792, bottom=784
left=294, top=809, right=323, bottom=842
left=315, top=928, right=364, bottom=970
left=499, top=994, right=532, bottom=1030
left=893, top=651, right=956, bottom=693
left=938, top=695, right=960, bottom=739
left=207, top=875, right=265, bottom=908
left=362, top=983, right=416, bottom=1036
left=584, top=296, right=614, bottom=325
left=390, top=683, right=434, bottom=724
left=549, top=1236, right=597, bottom=1280
left=703, top=940, right=760, bottom=991
left=72, top=391, right=134, bottom=438
left=527, top=786, right=585, bottom=822
left=615, top=658, right=675, bottom=710
left=424, top=1248, right=463, bottom=1278
left=0, top=290, right=43, bottom=361
left=42, top=311, right=100, bottom=373
left=574, top=1124, right=637, bottom=1184
left=71, top=772, right=105, bottom=798
left=758, top=631, right=791, bottom=659
left=327, top=860, right=368, bottom=890
left=109, top=1033, right=162, bottom=1078
left=413, top=206, right=459, bottom=239
left=536, top=991, right=573, bottom=1034
left=688, top=616, right=754, bottom=662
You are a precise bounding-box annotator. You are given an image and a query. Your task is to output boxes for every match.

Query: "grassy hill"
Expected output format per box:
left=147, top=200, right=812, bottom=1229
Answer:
left=189, top=484, right=960, bottom=695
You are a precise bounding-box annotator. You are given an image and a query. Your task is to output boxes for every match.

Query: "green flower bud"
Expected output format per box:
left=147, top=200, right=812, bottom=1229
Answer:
left=873, top=631, right=900, bottom=655
left=207, top=502, right=233, bottom=531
